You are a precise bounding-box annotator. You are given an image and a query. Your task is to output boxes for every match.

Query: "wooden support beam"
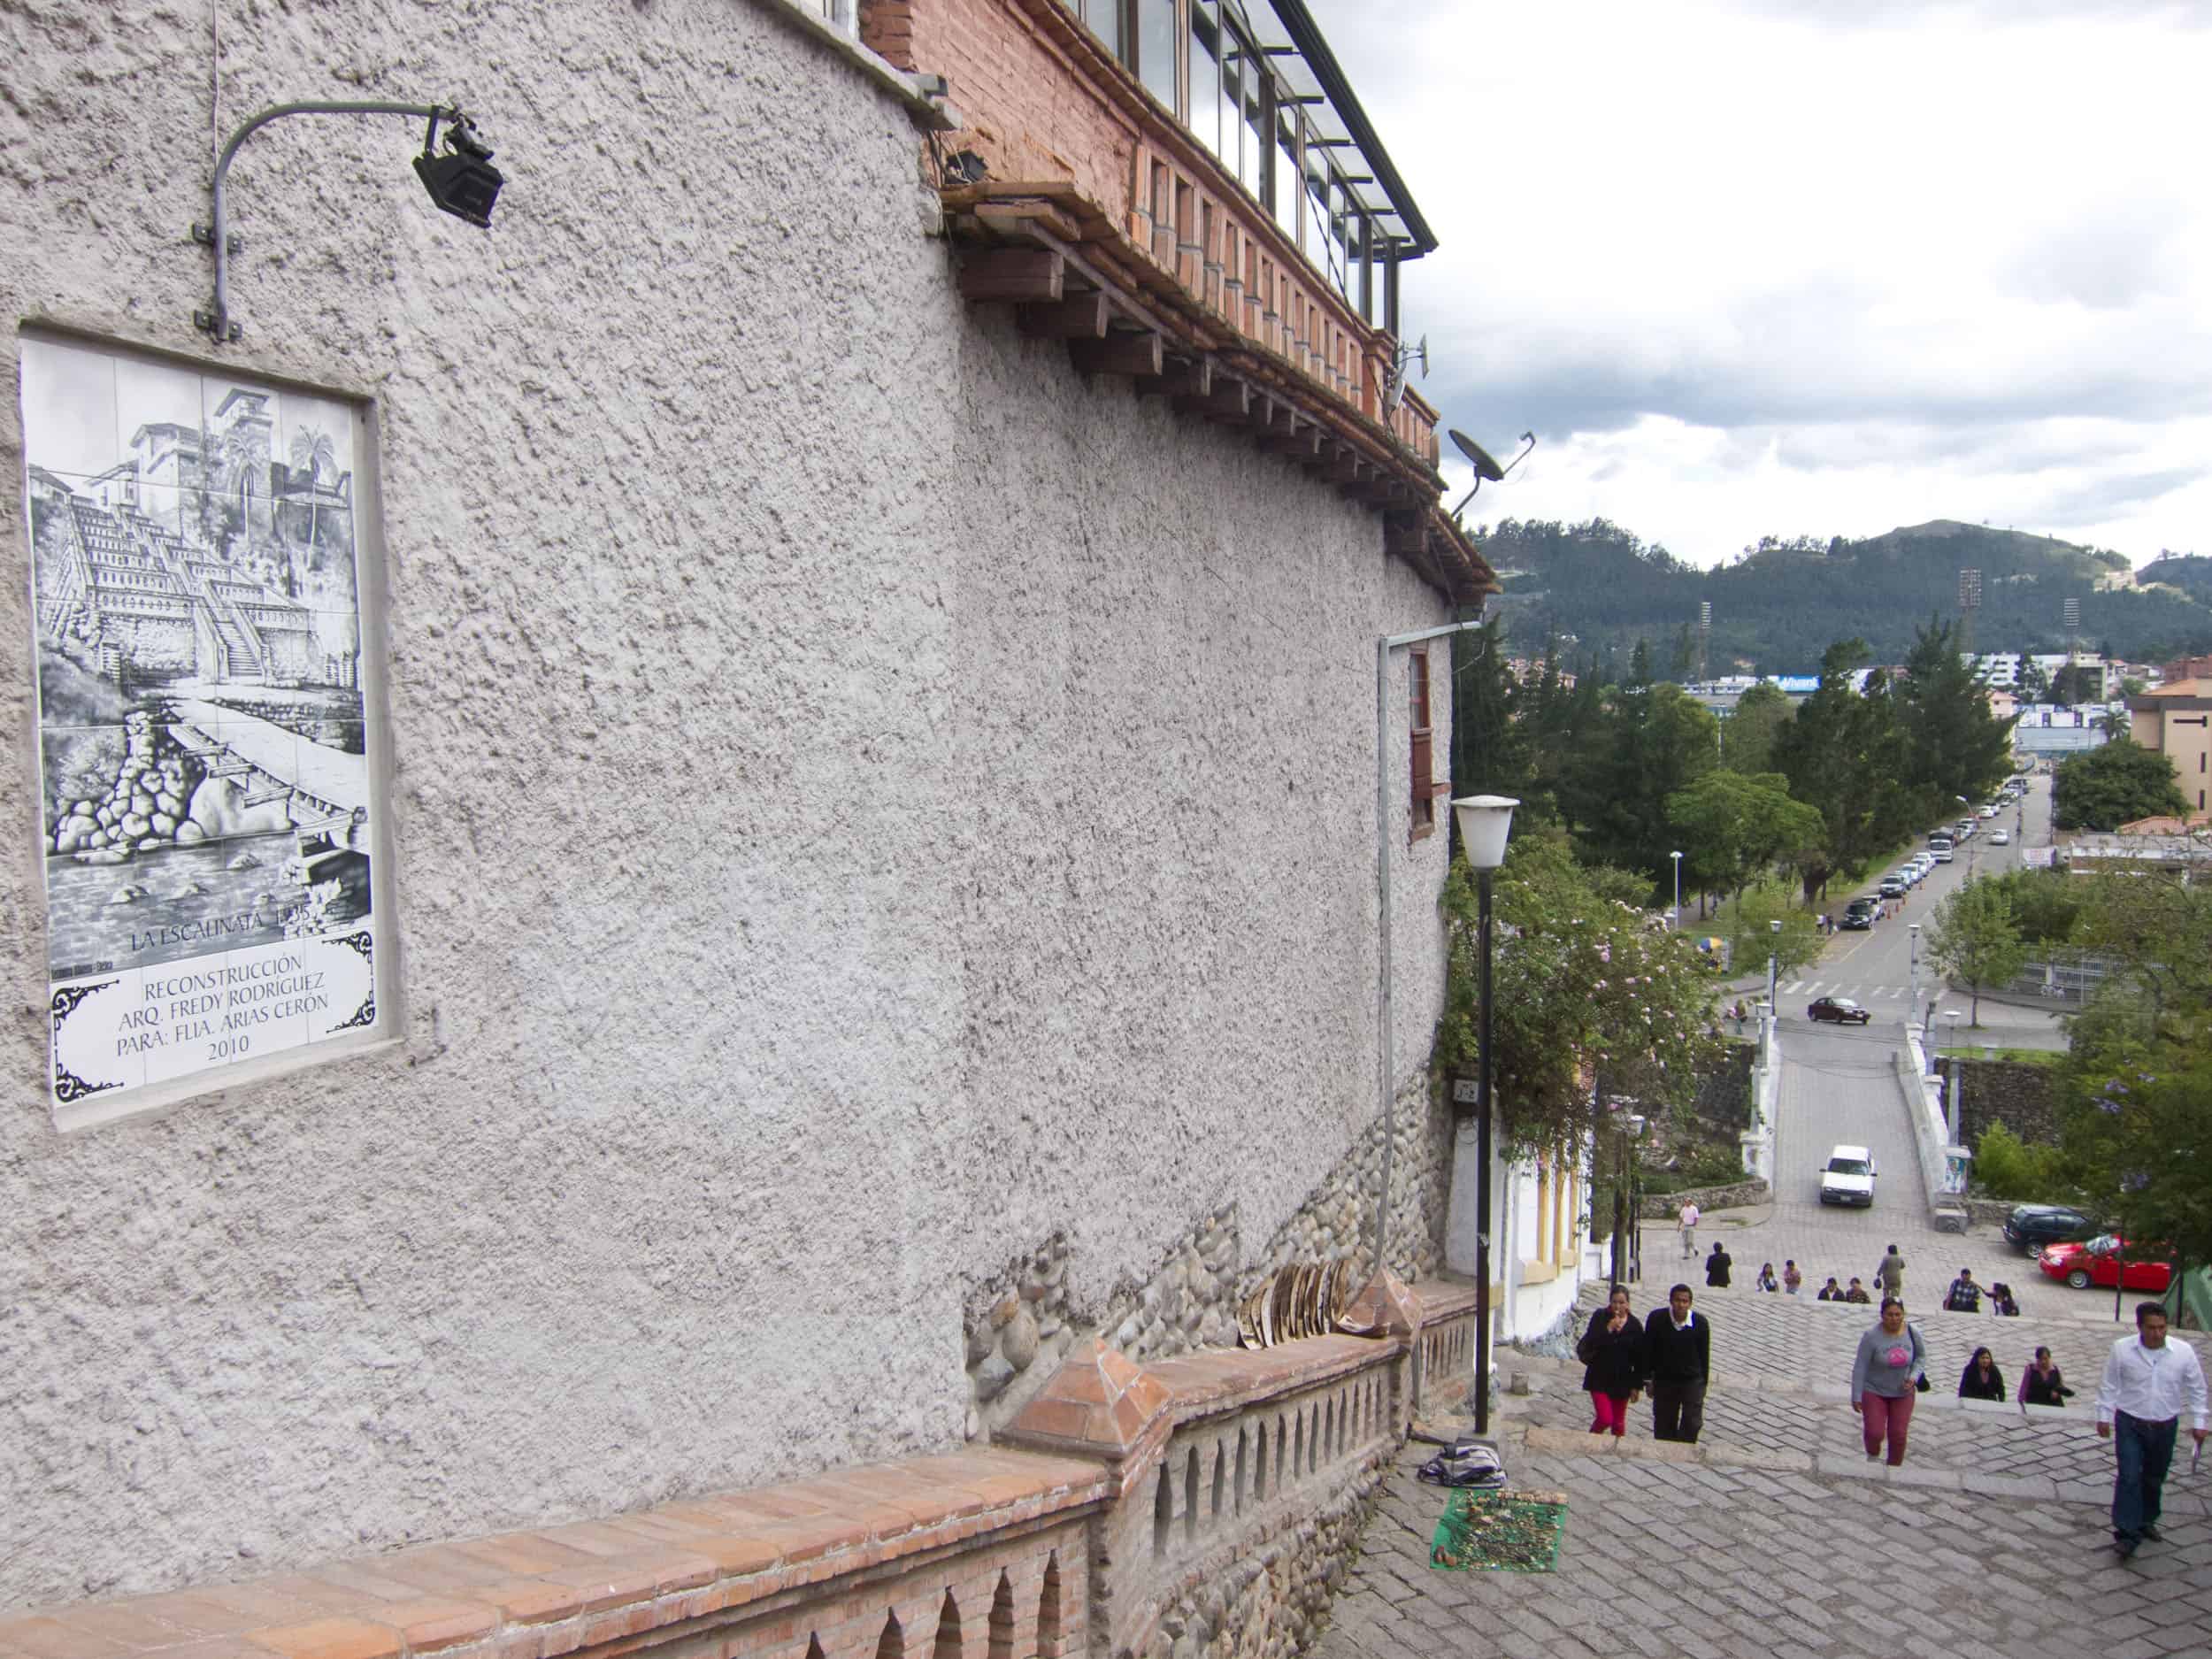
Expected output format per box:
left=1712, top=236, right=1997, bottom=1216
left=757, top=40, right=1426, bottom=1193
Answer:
left=959, top=249, right=1064, bottom=303
left=1263, top=424, right=1323, bottom=461
left=1242, top=392, right=1278, bottom=430
left=1018, top=293, right=1109, bottom=339
left=1069, top=330, right=1165, bottom=378
left=1176, top=378, right=1250, bottom=422
left=1139, top=357, right=1213, bottom=399
left=1384, top=511, right=1427, bottom=557
left=1325, top=451, right=1369, bottom=486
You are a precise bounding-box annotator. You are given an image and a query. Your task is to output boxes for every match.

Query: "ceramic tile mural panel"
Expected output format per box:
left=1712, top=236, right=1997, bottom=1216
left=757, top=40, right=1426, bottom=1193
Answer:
left=20, top=334, right=387, bottom=1129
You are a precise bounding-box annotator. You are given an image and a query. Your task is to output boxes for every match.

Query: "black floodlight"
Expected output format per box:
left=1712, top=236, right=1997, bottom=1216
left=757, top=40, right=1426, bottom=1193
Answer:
left=196, top=99, right=511, bottom=341
left=1446, top=429, right=1537, bottom=520
left=416, top=110, right=503, bottom=228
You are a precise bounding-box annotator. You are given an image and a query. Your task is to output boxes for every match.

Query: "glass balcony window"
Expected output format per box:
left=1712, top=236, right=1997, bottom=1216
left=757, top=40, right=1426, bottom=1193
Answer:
left=1052, top=0, right=1433, bottom=348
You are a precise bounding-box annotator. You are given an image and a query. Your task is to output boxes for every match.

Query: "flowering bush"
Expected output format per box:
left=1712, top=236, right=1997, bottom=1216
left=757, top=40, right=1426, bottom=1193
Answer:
left=1434, top=826, right=1722, bottom=1158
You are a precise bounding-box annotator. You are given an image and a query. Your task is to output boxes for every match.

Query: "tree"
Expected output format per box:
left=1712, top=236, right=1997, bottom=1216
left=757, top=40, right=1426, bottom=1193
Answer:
left=1578, top=683, right=1719, bottom=894
left=2050, top=664, right=2105, bottom=707
left=1666, top=769, right=1824, bottom=908
left=1724, top=883, right=1823, bottom=984
left=2070, top=869, right=2212, bottom=1033
left=1721, top=680, right=1793, bottom=775
left=1978, top=867, right=2083, bottom=948
left=1772, top=640, right=1913, bottom=902
left=1669, top=621, right=1698, bottom=680
left=1434, top=826, right=1722, bottom=1157
left=2053, top=736, right=2189, bottom=830
left=2017, top=659, right=2052, bottom=704
left=1928, top=879, right=2028, bottom=1025
left=1893, top=616, right=2016, bottom=823
left=2059, top=1049, right=2212, bottom=1276
left=1448, top=617, right=1540, bottom=818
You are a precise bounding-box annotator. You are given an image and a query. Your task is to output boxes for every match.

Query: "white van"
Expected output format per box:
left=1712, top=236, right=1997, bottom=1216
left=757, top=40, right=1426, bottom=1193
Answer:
left=1820, top=1145, right=1877, bottom=1207
left=1928, top=834, right=1955, bottom=863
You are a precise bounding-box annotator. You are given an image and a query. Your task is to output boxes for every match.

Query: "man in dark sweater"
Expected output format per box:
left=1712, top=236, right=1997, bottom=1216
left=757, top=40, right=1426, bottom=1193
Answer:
left=1644, top=1284, right=1712, bottom=1443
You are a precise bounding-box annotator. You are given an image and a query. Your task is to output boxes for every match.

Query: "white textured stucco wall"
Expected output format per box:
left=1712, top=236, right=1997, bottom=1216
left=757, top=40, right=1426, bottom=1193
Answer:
left=0, top=0, right=1454, bottom=1609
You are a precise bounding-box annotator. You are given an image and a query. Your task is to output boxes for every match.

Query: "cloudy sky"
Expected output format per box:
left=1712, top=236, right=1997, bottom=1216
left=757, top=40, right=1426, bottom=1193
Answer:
left=1313, top=0, right=2212, bottom=570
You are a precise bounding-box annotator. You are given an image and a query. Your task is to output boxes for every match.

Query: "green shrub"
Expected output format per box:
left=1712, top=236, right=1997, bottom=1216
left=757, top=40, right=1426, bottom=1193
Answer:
left=1971, top=1119, right=2069, bottom=1201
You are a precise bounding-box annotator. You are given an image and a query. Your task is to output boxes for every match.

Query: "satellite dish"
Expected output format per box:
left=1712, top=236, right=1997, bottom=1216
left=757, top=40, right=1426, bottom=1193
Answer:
left=1444, top=430, right=1538, bottom=522
left=1417, top=334, right=1430, bottom=379
left=1449, top=429, right=1507, bottom=483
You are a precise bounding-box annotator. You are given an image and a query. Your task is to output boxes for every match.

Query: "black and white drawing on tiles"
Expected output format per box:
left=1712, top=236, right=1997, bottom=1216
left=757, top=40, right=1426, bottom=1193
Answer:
left=20, top=335, right=388, bottom=1128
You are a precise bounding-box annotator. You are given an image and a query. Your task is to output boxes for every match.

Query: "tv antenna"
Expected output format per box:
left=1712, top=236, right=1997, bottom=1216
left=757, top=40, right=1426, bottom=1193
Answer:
left=1381, top=334, right=1427, bottom=417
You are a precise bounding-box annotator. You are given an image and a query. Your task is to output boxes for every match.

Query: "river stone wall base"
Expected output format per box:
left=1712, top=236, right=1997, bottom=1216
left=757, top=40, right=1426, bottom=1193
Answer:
left=1636, top=1177, right=1770, bottom=1220
left=1147, top=1455, right=1391, bottom=1659
left=964, top=1079, right=1455, bottom=1426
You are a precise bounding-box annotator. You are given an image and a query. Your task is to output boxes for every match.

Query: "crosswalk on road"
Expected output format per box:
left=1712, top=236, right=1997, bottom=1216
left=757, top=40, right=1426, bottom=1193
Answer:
left=1782, top=979, right=1910, bottom=1002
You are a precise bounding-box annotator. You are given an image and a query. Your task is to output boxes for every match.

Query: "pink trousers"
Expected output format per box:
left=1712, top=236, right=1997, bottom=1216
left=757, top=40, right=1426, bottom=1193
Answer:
left=1861, top=1390, right=1915, bottom=1464
left=1590, top=1392, right=1631, bottom=1437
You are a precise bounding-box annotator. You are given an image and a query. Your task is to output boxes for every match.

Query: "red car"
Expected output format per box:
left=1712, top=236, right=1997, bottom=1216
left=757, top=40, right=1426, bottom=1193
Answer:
left=2038, top=1236, right=2174, bottom=1293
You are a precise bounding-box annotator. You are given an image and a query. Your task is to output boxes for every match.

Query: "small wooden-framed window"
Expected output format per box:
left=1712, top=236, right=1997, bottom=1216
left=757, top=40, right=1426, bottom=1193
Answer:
left=1409, top=648, right=1444, bottom=840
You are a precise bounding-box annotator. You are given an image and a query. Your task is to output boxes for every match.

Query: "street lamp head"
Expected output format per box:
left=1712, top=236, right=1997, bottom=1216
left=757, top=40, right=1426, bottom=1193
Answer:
left=1452, top=795, right=1520, bottom=871
left=414, top=109, right=504, bottom=227
left=1626, top=1113, right=1646, bottom=1137
left=1770, top=918, right=1782, bottom=933
left=1671, top=849, right=1682, bottom=861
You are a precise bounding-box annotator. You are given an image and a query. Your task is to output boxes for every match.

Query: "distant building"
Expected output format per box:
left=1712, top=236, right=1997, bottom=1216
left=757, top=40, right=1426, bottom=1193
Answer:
left=1972, top=652, right=2021, bottom=687
left=2013, top=702, right=2111, bottom=760
left=2129, top=676, right=2212, bottom=816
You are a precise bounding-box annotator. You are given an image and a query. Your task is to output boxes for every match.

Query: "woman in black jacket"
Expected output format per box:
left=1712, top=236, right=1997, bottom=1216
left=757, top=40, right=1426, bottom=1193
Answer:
left=1578, top=1285, right=1648, bottom=1437
left=2019, top=1346, right=2075, bottom=1407
left=1957, top=1346, right=2006, bottom=1402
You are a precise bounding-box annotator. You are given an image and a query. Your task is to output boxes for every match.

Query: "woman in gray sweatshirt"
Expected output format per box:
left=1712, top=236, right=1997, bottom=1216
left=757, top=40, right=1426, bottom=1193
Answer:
left=1849, top=1299, right=1927, bottom=1465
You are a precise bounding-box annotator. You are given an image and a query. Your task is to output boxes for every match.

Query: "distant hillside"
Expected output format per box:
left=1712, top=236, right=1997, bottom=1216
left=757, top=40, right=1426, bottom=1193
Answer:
left=1480, top=518, right=2212, bottom=673
left=2138, top=553, right=2212, bottom=605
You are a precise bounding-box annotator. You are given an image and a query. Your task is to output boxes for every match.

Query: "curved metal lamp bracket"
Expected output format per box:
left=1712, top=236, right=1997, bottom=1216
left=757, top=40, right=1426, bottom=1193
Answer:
left=192, top=100, right=469, bottom=342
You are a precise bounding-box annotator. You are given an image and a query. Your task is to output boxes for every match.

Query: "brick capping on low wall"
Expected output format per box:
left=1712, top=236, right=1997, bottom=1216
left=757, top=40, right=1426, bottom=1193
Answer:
left=0, top=1280, right=1480, bottom=1659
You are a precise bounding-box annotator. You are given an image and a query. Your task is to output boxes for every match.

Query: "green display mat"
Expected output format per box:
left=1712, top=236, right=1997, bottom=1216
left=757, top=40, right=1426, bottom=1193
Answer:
left=1429, top=1488, right=1567, bottom=1573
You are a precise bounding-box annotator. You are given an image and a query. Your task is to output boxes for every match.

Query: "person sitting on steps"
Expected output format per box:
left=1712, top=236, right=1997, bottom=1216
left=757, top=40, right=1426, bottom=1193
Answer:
left=1706, top=1241, right=1732, bottom=1289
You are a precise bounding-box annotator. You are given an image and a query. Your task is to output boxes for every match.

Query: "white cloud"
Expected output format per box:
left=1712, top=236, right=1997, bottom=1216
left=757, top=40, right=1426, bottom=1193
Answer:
left=1311, top=0, right=2212, bottom=565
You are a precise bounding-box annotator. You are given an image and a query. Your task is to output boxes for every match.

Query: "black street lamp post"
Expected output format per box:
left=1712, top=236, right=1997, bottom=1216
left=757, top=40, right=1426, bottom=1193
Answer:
left=1453, top=794, right=1517, bottom=1438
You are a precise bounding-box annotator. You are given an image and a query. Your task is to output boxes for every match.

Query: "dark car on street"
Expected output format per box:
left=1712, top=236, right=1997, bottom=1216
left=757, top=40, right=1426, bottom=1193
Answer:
left=1839, top=900, right=1878, bottom=930
left=1808, top=995, right=1872, bottom=1025
left=2003, top=1203, right=2094, bottom=1255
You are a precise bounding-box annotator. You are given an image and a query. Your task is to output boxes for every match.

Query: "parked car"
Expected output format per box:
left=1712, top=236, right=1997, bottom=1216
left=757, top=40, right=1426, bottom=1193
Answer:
left=1808, top=995, right=1871, bottom=1025
left=1840, top=901, right=1878, bottom=930
left=1878, top=875, right=1907, bottom=899
left=1979, top=803, right=2000, bottom=818
left=2003, top=1203, right=2093, bottom=1255
left=1929, top=839, right=1955, bottom=864
left=2038, top=1236, right=2175, bottom=1293
left=1819, top=1145, right=1877, bottom=1206
left=1991, top=828, right=2010, bottom=846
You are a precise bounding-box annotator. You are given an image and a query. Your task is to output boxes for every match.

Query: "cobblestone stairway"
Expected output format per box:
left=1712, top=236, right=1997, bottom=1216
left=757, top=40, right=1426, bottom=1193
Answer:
left=1310, top=1280, right=2212, bottom=1659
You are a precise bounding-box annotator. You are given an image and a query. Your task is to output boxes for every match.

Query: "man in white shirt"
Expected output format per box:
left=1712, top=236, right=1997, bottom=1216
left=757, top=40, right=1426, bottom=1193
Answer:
left=2095, top=1302, right=2210, bottom=1559
left=1678, top=1201, right=1700, bottom=1259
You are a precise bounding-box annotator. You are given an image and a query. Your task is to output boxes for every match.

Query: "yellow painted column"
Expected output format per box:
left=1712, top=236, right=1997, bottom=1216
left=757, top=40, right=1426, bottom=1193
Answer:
left=1534, top=1158, right=1552, bottom=1264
